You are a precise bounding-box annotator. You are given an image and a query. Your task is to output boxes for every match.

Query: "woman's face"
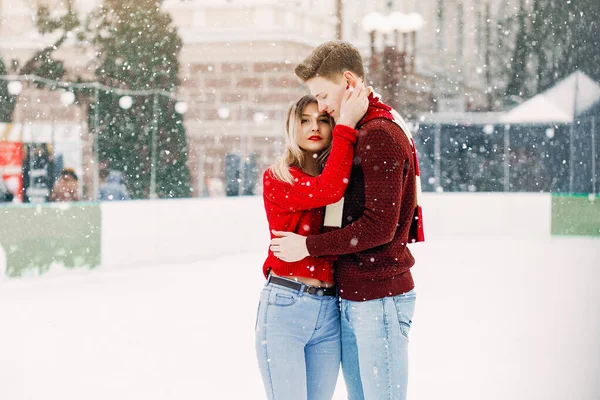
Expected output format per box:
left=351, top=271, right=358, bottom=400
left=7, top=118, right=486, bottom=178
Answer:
left=296, top=102, right=332, bottom=153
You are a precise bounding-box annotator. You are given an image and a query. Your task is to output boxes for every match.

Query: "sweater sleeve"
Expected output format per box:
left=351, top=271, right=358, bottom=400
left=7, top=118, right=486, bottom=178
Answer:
left=306, top=123, right=410, bottom=256
left=263, top=124, right=357, bottom=212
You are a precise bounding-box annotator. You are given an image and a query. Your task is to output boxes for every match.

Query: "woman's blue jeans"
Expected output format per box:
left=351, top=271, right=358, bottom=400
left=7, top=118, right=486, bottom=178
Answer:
left=255, top=279, right=341, bottom=400
left=340, top=289, right=417, bottom=400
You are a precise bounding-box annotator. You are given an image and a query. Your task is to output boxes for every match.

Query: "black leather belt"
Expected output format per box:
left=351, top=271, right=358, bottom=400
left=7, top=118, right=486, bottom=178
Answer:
left=268, top=275, right=336, bottom=297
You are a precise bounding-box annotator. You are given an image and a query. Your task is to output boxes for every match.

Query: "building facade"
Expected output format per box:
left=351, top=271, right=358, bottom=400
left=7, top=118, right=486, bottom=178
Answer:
left=164, top=0, right=338, bottom=196
left=1, top=0, right=520, bottom=197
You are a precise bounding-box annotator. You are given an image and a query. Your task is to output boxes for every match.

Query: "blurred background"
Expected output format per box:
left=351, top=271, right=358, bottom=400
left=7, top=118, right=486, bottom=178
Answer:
left=1, top=0, right=598, bottom=202
left=1, top=2, right=599, bottom=400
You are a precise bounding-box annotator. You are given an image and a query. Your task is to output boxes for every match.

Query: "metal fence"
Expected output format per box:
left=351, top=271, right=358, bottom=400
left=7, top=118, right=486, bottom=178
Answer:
left=414, top=117, right=599, bottom=194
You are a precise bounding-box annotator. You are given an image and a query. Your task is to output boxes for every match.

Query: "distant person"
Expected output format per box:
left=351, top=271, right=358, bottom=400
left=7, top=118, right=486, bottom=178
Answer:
left=98, top=170, right=130, bottom=201
left=99, top=167, right=109, bottom=186
left=4, top=177, right=21, bottom=203
left=49, top=168, right=80, bottom=202
left=0, top=178, right=14, bottom=203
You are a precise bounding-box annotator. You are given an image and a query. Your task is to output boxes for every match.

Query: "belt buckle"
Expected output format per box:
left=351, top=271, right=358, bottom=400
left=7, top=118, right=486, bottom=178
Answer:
left=308, top=286, right=325, bottom=296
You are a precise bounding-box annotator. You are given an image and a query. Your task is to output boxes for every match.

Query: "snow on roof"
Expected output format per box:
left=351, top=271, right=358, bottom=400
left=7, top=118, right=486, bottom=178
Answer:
left=503, top=71, right=600, bottom=124
left=419, top=111, right=507, bottom=125
left=419, top=71, right=600, bottom=127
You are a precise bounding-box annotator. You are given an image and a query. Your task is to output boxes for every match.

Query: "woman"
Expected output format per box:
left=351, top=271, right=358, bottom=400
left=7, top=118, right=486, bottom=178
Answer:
left=49, top=168, right=80, bottom=202
left=256, top=81, right=368, bottom=400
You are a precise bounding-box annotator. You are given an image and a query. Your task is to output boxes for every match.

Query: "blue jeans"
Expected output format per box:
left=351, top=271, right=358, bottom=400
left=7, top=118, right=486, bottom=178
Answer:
left=255, top=279, right=341, bottom=400
left=340, top=289, right=417, bottom=400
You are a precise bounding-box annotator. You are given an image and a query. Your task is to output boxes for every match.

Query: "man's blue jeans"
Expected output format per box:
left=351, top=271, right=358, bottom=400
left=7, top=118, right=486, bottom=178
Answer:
left=340, top=289, right=416, bottom=400
left=255, top=280, right=341, bottom=400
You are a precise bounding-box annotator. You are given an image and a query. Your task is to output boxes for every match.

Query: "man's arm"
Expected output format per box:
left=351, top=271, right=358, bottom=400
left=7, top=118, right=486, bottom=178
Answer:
left=306, top=122, right=410, bottom=256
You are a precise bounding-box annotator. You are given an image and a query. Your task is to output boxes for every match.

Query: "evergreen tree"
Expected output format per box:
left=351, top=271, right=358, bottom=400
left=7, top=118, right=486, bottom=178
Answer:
left=531, top=0, right=551, bottom=92
left=505, top=0, right=530, bottom=98
left=0, top=57, right=16, bottom=122
left=19, top=0, right=78, bottom=82
left=505, top=0, right=600, bottom=97
left=84, top=0, right=191, bottom=199
left=0, top=1, right=78, bottom=122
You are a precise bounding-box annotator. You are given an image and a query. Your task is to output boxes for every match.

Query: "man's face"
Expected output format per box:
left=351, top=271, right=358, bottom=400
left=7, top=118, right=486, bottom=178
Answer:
left=306, top=76, right=347, bottom=122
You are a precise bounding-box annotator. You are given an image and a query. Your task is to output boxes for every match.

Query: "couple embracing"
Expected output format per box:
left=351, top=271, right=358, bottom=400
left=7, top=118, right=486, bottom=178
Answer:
left=255, top=40, right=425, bottom=400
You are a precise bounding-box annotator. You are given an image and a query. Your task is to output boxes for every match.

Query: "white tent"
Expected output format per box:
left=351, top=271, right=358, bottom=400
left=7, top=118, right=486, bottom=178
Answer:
left=503, top=71, right=600, bottom=124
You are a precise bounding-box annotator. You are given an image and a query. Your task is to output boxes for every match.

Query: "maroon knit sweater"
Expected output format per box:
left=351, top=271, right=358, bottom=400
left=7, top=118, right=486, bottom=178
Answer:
left=306, top=94, right=417, bottom=301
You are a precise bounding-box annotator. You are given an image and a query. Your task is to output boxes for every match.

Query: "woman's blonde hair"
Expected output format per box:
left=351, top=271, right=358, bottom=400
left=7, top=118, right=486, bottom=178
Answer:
left=269, top=95, right=333, bottom=184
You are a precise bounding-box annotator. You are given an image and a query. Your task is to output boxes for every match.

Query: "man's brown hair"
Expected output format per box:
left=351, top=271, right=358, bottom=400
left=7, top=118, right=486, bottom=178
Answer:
left=295, top=41, right=365, bottom=83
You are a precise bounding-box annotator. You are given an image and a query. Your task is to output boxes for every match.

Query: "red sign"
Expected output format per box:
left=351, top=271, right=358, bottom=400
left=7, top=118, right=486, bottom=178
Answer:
left=0, top=142, right=23, bottom=201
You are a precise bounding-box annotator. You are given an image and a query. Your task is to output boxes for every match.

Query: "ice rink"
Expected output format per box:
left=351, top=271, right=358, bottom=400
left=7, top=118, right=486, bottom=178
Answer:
left=1, top=234, right=599, bottom=400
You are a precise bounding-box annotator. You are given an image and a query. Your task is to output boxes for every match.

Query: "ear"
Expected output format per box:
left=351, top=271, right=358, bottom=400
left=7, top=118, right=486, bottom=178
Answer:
left=343, top=71, right=358, bottom=88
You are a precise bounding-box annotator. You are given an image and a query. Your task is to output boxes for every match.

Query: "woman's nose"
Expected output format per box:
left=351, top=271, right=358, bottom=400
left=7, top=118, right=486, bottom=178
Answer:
left=311, top=121, right=319, bottom=131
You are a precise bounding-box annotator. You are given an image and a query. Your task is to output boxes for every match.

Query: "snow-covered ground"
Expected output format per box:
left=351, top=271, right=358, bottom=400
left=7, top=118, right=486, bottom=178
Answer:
left=1, top=237, right=599, bottom=399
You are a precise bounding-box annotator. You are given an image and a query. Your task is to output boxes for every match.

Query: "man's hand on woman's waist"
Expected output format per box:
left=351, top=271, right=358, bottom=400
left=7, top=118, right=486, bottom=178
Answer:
left=270, top=230, right=309, bottom=262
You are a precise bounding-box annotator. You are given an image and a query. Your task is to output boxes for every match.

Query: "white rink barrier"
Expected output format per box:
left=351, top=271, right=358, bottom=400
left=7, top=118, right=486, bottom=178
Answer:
left=100, top=196, right=269, bottom=271
left=419, top=192, right=552, bottom=239
left=100, top=193, right=553, bottom=271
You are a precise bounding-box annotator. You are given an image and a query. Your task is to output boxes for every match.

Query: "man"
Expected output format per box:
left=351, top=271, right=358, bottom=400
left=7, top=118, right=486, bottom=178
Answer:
left=270, top=41, right=424, bottom=400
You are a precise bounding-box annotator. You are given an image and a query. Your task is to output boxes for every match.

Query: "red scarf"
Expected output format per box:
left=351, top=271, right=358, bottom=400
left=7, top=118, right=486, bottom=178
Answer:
left=357, top=92, right=425, bottom=243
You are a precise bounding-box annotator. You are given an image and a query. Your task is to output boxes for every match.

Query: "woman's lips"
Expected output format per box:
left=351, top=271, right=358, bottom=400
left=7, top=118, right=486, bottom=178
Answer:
left=308, top=136, right=322, bottom=141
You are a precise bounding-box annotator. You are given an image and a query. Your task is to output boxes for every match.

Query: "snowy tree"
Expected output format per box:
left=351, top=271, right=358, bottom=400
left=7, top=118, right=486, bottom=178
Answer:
left=505, top=0, right=530, bottom=99
left=480, top=0, right=600, bottom=109
left=505, top=0, right=600, bottom=98
left=83, top=0, right=192, bottom=199
left=19, top=0, right=78, bottom=83
left=477, top=2, right=520, bottom=110
left=0, top=1, right=78, bottom=122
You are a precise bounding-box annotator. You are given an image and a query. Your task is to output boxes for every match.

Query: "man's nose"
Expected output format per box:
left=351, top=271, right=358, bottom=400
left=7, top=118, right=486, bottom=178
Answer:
left=317, top=101, right=327, bottom=113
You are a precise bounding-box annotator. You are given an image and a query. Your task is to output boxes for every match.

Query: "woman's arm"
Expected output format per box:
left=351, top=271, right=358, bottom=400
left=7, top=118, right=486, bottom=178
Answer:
left=263, top=124, right=357, bottom=211
left=264, top=81, right=368, bottom=211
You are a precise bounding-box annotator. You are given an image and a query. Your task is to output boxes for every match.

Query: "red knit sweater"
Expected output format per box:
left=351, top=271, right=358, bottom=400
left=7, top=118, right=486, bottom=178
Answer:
left=262, top=124, right=358, bottom=283
left=306, top=94, right=419, bottom=301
